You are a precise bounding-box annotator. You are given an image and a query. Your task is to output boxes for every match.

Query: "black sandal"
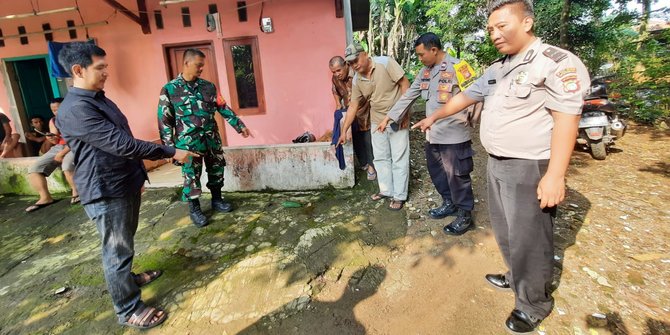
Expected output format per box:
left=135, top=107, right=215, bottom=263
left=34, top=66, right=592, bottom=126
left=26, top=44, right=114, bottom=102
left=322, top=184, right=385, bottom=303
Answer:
left=388, top=200, right=405, bottom=211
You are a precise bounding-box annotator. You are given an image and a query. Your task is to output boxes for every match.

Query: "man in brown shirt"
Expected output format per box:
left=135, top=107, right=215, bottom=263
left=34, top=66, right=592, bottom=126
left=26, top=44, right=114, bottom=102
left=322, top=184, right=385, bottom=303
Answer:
left=329, top=56, right=375, bottom=179
left=337, top=43, right=410, bottom=210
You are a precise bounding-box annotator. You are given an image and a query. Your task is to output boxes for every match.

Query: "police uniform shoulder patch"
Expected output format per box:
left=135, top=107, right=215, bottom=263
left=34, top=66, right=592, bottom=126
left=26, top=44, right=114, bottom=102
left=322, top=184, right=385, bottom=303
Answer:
left=491, top=56, right=506, bottom=64
left=543, top=47, right=567, bottom=63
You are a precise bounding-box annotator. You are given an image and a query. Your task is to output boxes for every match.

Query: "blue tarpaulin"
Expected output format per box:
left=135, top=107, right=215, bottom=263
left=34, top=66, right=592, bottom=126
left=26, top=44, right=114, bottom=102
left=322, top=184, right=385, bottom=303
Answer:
left=47, top=41, right=71, bottom=78
left=48, top=40, right=96, bottom=78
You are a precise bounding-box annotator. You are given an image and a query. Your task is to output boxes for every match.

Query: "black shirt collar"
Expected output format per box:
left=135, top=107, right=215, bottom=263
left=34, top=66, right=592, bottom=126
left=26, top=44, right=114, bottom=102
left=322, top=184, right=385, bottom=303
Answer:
left=69, top=87, right=105, bottom=99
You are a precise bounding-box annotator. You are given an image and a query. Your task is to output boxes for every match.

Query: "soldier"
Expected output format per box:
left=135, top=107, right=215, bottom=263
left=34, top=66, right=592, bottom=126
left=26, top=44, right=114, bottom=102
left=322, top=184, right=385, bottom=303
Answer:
left=158, top=48, right=251, bottom=228
left=413, top=1, right=590, bottom=333
left=378, top=33, right=476, bottom=235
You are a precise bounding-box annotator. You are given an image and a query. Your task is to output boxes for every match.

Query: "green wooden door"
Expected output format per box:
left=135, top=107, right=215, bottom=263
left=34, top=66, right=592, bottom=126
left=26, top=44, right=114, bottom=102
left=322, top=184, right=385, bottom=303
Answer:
left=13, top=59, right=54, bottom=122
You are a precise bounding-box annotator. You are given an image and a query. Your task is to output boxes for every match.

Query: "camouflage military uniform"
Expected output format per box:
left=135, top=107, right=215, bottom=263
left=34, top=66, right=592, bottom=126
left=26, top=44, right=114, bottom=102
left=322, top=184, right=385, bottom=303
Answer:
left=158, top=74, right=246, bottom=201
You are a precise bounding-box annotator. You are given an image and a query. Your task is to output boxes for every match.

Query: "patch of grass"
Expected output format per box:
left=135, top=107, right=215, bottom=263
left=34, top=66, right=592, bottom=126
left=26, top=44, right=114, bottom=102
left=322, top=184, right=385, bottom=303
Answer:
left=68, top=262, right=106, bottom=287
left=218, top=247, right=246, bottom=265
left=133, top=247, right=192, bottom=274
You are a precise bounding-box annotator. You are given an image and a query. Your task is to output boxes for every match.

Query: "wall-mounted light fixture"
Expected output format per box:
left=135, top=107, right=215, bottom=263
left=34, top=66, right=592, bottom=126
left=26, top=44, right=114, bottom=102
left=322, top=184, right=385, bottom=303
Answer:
left=159, top=0, right=197, bottom=5
left=0, top=6, right=78, bottom=21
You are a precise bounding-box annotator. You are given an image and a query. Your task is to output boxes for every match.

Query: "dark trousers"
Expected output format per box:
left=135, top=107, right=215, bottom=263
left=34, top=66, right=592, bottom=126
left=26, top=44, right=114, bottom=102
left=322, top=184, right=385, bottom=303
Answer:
left=352, top=125, right=374, bottom=168
left=487, top=156, right=556, bottom=319
left=425, top=141, right=474, bottom=211
left=83, top=191, right=143, bottom=321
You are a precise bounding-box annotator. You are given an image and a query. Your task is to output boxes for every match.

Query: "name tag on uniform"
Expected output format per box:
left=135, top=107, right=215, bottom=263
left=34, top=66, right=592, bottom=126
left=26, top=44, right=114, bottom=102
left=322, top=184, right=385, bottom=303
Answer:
left=441, top=71, right=454, bottom=80
left=420, top=82, right=429, bottom=90
left=437, top=91, right=451, bottom=103
left=423, top=70, right=431, bottom=79
left=438, top=83, right=452, bottom=92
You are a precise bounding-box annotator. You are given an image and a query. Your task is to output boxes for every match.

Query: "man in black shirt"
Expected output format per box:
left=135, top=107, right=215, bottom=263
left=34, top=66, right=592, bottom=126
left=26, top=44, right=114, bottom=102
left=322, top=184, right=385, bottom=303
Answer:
left=56, top=42, right=198, bottom=330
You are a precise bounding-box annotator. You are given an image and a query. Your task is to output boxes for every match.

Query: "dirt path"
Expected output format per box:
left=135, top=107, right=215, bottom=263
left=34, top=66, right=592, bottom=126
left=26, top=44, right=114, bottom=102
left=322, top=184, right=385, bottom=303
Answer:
left=241, top=122, right=670, bottom=335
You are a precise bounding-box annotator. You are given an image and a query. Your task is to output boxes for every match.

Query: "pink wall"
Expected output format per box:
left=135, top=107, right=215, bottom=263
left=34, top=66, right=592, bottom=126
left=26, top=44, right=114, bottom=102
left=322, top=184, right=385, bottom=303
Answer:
left=0, top=0, right=345, bottom=146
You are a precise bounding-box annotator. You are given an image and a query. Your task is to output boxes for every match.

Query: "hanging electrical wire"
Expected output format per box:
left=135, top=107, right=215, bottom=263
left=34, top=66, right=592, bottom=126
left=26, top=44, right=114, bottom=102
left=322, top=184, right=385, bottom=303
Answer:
left=28, top=0, right=36, bottom=14
left=148, top=0, right=270, bottom=17
left=74, top=0, right=89, bottom=39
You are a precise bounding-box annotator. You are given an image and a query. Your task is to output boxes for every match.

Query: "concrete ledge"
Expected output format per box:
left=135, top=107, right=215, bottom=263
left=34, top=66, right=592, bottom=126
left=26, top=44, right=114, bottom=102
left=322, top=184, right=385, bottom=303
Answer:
left=147, top=142, right=355, bottom=191
left=1, top=142, right=354, bottom=195
left=0, top=157, right=70, bottom=195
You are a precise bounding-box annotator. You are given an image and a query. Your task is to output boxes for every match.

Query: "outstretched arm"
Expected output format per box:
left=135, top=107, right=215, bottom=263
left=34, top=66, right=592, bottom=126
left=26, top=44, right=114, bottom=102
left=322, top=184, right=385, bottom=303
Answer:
left=336, top=98, right=360, bottom=146
left=216, top=92, right=250, bottom=138
left=412, top=92, right=477, bottom=131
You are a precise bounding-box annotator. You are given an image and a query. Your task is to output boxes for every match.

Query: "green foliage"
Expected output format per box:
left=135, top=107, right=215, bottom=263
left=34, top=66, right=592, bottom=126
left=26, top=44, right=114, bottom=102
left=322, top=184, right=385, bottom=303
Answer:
left=610, top=29, right=670, bottom=124
left=364, top=0, right=668, bottom=124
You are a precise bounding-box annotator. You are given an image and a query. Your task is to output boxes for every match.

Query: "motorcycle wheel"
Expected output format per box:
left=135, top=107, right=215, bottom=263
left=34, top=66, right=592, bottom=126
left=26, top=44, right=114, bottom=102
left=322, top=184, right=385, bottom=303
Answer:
left=590, top=140, right=607, bottom=160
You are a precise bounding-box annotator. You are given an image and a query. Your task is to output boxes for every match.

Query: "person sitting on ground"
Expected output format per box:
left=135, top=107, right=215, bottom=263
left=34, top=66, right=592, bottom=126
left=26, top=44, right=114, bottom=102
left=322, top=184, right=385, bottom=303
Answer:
left=0, top=111, right=19, bottom=159
left=0, top=111, right=16, bottom=158
left=25, top=98, right=80, bottom=212
left=25, top=115, right=51, bottom=156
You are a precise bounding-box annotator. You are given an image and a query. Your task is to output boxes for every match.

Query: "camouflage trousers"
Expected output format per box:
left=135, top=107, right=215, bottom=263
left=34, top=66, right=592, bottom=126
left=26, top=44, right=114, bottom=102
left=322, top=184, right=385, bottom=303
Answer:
left=180, top=149, right=226, bottom=201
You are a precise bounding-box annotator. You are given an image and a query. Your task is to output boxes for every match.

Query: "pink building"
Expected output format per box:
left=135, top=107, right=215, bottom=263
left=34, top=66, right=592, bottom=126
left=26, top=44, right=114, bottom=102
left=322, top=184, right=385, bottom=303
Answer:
left=0, top=0, right=366, bottom=155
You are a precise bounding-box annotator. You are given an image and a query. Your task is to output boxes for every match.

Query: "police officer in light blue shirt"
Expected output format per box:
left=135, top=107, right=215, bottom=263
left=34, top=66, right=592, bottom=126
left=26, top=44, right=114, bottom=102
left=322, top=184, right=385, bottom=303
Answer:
left=413, top=1, right=590, bottom=333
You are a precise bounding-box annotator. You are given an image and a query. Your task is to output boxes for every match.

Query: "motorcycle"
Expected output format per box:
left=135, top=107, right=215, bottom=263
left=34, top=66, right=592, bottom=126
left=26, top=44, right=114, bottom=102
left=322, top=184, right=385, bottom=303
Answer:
left=577, top=78, right=626, bottom=160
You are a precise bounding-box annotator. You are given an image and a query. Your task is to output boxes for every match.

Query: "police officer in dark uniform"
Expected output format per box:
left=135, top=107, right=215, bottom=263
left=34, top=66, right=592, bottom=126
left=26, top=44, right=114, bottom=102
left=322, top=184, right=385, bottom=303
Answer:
left=378, top=33, right=476, bottom=235
left=413, top=1, right=590, bottom=333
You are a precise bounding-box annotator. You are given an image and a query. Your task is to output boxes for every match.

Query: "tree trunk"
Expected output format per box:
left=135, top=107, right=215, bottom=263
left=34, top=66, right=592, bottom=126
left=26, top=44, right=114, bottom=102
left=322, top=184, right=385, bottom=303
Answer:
left=402, top=24, right=414, bottom=68
left=367, top=1, right=375, bottom=55
left=379, top=4, right=387, bottom=56
left=387, top=0, right=404, bottom=59
left=559, top=0, right=571, bottom=49
left=637, top=0, right=651, bottom=49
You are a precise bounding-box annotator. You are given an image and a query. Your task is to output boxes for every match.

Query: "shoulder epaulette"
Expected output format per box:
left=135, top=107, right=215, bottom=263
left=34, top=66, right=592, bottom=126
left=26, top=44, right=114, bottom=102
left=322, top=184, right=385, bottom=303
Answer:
left=491, top=56, right=506, bottom=65
left=542, top=47, right=567, bottom=63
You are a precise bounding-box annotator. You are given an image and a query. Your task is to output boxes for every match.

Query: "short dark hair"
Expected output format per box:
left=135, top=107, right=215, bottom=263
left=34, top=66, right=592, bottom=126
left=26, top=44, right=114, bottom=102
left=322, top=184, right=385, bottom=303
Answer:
left=50, top=97, right=64, bottom=104
left=329, top=56, right=345, bottom=67
left=30, top=115, right=44, bottom=121
left=414, top=33, right=442, bottom=50
left=58, top=42, right=106, bottom=76
left=183, top=48, right=206, bottom=61
left=487, top=0, right=534, bottom=17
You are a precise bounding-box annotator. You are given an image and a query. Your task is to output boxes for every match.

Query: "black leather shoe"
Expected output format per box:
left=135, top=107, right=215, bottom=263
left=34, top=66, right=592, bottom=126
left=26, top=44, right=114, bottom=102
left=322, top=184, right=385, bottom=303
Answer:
left=485, top=274, right=511, bottom=291
left=212, top=199, right=233, bottom=213
left=442, top=209, right=473, bottom=235
left=188, top=199, right=209, bottom=227
left=429, top=201, right=457, bottom=219
left=505, top=309, right=542, bottom=334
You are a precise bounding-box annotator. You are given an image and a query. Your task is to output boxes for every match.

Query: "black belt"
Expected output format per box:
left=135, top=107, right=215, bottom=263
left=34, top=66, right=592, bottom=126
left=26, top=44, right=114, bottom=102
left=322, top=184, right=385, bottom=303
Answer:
left=489, top=154, right=514, bottom=160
